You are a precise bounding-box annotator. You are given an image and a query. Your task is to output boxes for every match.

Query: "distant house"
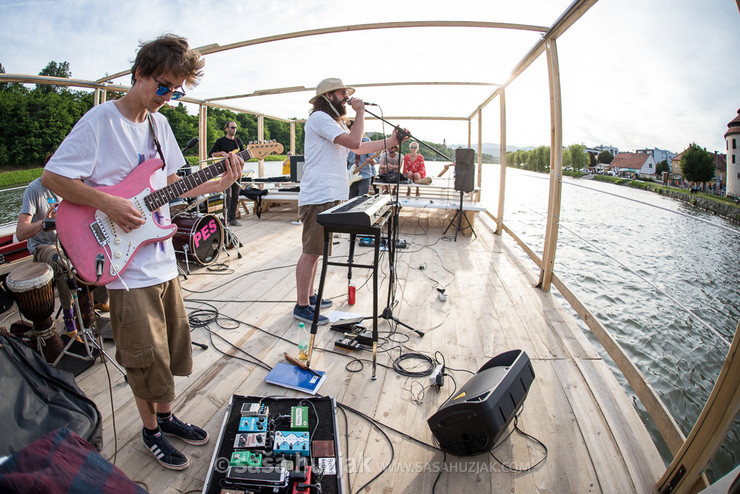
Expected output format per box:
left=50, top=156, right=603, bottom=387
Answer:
left=635, top=147, right=675, bottom=165
left=610, top=152, right=657, bottom=178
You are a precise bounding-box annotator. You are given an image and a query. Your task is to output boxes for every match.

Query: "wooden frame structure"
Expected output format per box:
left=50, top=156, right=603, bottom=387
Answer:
left=2, top=1, right=737, bottom=489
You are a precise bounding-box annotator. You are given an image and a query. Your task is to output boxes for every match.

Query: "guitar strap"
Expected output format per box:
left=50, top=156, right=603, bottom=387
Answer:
left=147, top=113, right=167, bottom=171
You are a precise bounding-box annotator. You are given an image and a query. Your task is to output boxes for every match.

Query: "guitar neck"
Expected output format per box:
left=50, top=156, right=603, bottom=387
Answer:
left=144, top=148, right=253, bottom=211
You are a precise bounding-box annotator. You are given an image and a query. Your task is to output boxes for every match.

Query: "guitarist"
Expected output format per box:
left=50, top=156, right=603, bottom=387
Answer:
left=42, top=34, right=244, bottom=471
left=209, top=121, right=244, bottom=226
left=346, top=121, right=376, bottom=198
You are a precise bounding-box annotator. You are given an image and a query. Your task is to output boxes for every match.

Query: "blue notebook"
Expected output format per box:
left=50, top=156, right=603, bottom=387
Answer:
left=264, top=362, right=326, bottom=395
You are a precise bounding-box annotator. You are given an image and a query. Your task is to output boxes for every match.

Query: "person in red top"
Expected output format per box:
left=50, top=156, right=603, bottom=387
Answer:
left=403, top=141, right=426, bottom=196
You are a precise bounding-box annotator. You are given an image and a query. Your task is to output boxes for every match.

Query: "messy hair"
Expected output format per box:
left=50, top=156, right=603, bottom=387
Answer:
left=131, top=33, right=204, bottom=88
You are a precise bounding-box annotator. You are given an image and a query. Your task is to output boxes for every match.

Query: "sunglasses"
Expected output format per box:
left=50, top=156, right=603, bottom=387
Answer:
left=153, top=77, right=186, bottom=100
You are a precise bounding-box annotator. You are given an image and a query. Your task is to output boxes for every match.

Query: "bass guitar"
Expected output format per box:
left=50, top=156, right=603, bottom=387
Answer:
left=55, top=141, right=283, bottom=285
left=348, top=150, right=382, bottom=185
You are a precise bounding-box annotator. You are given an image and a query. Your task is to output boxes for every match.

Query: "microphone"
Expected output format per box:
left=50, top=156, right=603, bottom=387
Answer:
left=182, top=137, right=198, bottom=152
left=349, top=98, right=378, bottom=106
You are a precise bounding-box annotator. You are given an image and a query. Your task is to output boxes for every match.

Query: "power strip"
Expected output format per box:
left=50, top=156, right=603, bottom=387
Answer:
left=429, top=364, right=445, bottom=387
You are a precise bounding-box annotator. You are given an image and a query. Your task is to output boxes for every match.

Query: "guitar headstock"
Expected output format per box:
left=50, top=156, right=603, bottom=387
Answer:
left=246, top=140, right=284, bottom=160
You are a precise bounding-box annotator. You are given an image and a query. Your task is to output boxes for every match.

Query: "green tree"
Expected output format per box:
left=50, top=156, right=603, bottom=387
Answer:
left=680, top=143, right=715, bottom=185
left=567, top=144, right=588, bottom=170
left=656, top=159, right=670, bottom=175
left=37, top=61, right=71, bottom=94
left=598, top=150, right=614, bottom=164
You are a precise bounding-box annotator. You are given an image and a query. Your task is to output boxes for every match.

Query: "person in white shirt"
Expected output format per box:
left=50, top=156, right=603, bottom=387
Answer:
left=294, top=78, right=407, bottom=324
left=42, top=34, right=244, bottom=471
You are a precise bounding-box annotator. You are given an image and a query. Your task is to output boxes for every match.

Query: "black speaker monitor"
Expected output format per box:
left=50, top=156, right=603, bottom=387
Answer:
left=290, top=155, right=305, bottom=182
left=454, top=148, right=475, bottom=192
left=427, top=349, right=535, bottom=456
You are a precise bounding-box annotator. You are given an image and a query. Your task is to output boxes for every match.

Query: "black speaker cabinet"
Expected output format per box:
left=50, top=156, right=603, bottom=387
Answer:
left=454, top=148, right=475, bottom=192
left=427, top=349, right=535, bottom=456
left=290, top=155, right=305, bottom=182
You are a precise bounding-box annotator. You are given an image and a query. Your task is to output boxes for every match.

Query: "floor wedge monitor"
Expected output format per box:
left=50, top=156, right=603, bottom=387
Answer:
left=427, top=349, right=535, bottom=456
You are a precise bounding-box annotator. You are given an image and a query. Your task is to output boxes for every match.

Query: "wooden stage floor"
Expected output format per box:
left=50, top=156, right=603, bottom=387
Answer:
left=71, top=203, right=665, bottom=493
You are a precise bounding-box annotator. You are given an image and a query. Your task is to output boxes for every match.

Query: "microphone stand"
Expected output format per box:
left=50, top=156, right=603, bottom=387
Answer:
left=364, top=109, right=434, bottom=338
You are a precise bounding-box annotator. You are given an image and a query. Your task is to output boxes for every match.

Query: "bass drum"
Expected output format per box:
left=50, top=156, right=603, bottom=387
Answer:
left=171, top=213, right=223, bottom=266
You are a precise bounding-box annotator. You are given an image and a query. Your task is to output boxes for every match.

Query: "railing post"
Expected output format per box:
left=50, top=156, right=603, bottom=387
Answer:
left=538, top=38, right=563, bottom=292
left=496, top=88, right=507, bottom=235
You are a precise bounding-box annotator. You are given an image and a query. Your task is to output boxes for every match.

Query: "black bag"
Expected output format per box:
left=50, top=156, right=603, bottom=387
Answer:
left=0, top=332, right=102, bottom=455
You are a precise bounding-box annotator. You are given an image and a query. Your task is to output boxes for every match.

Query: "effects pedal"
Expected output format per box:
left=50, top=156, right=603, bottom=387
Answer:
left=241, top=402, right=269, bottom=417
left=238, top=415, right=267, bottom=432
left=274, top=431, right=310, bottom=456
left=230, top=450, right=263, bottom=467
left=292, top=465, right=312, bottom=494
left=233, top=432, right=267, bottom=449
left=291, top=406, right=309, bottom=431
left=335, top=337, right=362, bottom=351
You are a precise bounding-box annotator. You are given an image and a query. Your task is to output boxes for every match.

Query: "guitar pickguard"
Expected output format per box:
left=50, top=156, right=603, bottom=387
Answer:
left=92, top=189, right=173, bottom=277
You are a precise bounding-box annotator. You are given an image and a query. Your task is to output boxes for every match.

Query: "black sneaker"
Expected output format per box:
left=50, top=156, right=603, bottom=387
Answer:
left=142, top=428, right=190, bottom=470
left=157, top=414, right=210, bottom=446
left=309, top=292, right=333, bottom=308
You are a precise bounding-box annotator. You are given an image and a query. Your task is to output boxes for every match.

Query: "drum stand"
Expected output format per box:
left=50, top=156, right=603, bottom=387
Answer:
left=51, top=261, right=126, bottom=379
left=220, top=185, right=243, bottom=259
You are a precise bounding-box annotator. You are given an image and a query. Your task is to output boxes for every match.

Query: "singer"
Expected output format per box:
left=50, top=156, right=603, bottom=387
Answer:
left=293, top=77, right=408, bottom=325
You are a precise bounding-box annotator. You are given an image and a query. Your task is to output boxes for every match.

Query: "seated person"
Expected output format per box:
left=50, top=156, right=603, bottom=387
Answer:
left=16, top=177, right=80, bottom=334
left=403, top=141, right=426, bottom=196
left=376, top=145, right=403, bottom=195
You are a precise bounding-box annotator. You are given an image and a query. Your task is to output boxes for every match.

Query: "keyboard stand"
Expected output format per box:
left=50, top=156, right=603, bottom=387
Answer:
left=306, top=211, right=390, bottom=380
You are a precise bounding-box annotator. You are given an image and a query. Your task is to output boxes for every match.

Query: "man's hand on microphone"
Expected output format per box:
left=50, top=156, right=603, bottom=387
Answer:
left=348, top=97, right=365, bottom=113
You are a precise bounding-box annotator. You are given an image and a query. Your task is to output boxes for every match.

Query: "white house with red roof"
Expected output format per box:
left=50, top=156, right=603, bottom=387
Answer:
left=609, top=152, right=657, bottom=178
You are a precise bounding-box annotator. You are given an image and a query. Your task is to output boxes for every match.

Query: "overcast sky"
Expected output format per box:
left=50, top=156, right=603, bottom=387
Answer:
left=1, top=0, right=738, bottom=154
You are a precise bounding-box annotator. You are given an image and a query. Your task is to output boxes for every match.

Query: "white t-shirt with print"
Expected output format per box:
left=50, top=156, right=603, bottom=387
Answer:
left=45, top=101, right=185, bottom=290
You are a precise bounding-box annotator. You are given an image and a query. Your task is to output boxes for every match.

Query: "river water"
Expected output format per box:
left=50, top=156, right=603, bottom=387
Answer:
left=1, top=164, right=738, bottom=480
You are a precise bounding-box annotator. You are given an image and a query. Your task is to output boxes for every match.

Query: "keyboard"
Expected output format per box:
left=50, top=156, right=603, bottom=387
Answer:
left=317, top=195, right=392, bottom=228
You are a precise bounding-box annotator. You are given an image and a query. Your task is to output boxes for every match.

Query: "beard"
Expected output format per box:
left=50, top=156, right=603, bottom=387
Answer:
left=326, top=94, right=347, bottom=117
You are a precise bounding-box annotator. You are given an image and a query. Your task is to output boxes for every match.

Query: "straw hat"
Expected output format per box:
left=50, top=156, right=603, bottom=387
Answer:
left=309, top=78, right=355, bottom=104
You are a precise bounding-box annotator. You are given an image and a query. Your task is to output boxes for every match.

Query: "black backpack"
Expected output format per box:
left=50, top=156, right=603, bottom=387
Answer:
left=0, top=332, right=102, bottom=455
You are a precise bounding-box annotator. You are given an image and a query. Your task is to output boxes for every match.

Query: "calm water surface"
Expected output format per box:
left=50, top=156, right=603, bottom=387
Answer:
left=477, top=165, right=739, bottom=480
left=1, top=164, right=738, bottom=479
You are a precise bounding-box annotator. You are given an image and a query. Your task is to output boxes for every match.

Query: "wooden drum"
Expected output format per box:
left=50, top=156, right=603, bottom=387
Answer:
left=6, top=262, right=55, bottom=331
left=6, top=262, right=64, bottom=363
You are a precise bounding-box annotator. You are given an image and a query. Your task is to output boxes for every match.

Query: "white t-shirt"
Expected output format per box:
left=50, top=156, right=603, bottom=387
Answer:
left=45, top=101, right=184, bottom=290
left=299, top=111, right=349, bottom=206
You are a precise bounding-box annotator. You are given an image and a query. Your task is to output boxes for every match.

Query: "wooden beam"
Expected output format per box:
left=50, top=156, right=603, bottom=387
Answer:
left=258, top=115, right=265, bottom=177
left=474, top=0, right=599, bottom=116
left=477, top=110, right=483, bottom=197
left=99, top=21, right=548, bottom=83
left=538, top=39, right=563, bottom=292
left=208, top=81, right=499, bottom=102
left=497, top=88, right=507, bottom=235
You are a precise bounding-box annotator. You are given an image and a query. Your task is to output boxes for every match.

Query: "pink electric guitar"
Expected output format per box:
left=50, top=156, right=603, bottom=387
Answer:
left=55, top=140, right=283, bottom=285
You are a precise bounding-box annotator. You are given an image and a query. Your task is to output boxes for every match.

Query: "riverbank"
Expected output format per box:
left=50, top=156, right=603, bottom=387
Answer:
left=588, top=174, right=740, bottom=224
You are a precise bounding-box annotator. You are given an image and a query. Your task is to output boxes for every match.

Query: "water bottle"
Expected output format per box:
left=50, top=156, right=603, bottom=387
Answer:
left=298, top=322, right=309, bottom=361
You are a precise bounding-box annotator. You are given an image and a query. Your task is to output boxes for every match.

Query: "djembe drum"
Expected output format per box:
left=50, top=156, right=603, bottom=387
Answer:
left=6, top=262, right=65, bottom=363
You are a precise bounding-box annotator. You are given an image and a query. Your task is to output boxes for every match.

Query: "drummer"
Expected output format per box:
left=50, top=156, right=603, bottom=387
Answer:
left=16, top=176, right=79, bottom=335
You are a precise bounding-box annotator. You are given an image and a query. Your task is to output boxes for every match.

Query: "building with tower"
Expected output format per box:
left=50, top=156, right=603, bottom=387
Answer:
left=726, top=108, right=740, bottom=197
